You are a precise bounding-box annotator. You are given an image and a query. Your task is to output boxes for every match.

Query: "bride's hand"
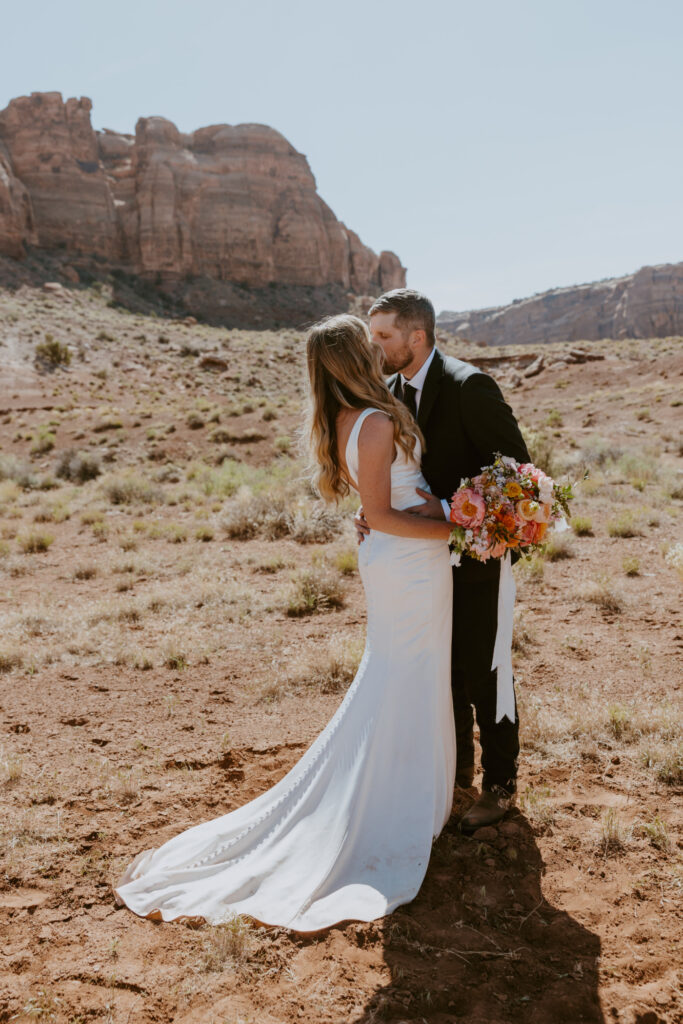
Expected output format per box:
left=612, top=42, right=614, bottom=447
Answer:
left=405, top=488, right=447, bottom=520
left=354, top=505, right=370, bottom=544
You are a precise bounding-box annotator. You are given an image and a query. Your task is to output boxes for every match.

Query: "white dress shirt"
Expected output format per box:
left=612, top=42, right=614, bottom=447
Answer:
left=400, top=348, right=451, bottom=521
left=399, top=346, right=436, bottom=413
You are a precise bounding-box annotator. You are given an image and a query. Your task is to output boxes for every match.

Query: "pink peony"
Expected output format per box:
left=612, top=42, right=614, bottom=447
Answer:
left=489, top=540, right=508, bottom=559
left=451, top=488, right=486, bottom=529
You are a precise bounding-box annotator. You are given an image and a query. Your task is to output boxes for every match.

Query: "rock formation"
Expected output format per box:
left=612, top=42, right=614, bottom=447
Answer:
left=438, top=263, right=683, bottom=344
left=0, top=92, right=405, bottom=326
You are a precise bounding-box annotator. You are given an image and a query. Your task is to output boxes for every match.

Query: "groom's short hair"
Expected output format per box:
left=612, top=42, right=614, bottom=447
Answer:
left=368, top=289, right=436, bottom=348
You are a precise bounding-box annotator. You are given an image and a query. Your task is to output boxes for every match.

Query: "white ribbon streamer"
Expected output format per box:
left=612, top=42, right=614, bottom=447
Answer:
left=491, top=550, right=516, bottom=724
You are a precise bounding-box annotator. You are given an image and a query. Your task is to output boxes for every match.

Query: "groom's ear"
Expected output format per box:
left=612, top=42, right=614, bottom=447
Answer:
left=410, top=328, right=428, bottom=349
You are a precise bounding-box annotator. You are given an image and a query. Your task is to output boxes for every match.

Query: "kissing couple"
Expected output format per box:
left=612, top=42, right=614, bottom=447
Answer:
left=115, top=288, right=530, bottom=932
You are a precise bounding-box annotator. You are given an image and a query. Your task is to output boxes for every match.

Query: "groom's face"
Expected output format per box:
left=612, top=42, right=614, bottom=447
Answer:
left=369, top=312, right=413, bottom=375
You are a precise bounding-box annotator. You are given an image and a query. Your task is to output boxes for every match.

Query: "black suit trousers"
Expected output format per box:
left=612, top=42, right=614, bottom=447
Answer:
left=451, top=567, right=519, bottom=793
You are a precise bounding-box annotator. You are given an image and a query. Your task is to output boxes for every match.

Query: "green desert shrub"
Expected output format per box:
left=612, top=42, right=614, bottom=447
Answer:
left=35, top=337, right=71, bottom=367
left=17, top=530, right=54, bottom=553
left=571, top=516, right=593, bottom=536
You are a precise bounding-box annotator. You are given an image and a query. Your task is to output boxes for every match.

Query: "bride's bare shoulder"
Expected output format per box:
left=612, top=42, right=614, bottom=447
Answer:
left=357, top=410, right=393, bottom=449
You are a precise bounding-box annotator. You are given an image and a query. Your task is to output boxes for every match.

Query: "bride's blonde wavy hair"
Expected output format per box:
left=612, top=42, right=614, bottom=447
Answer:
left=305, top=314, right=423, bottom=502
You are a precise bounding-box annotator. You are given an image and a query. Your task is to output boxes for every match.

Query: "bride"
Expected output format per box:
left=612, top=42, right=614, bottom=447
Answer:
left=115, top=313, right=456, bottom=932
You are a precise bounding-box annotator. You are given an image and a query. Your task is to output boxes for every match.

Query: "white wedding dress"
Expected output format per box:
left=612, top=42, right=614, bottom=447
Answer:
left=115, top=409, right=456, bottom=932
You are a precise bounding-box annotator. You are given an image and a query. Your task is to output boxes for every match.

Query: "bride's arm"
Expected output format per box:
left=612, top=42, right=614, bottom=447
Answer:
left=357, top=413, right=452, bottom=541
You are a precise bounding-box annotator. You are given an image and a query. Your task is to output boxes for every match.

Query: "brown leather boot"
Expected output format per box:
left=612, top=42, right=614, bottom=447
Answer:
left=459, top=788, right=515, bottom=833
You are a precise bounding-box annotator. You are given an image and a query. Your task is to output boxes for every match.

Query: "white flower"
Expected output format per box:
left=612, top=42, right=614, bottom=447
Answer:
left=501, top=456, right=518, bottom=468
left=450, top=551, right=462, bottom=567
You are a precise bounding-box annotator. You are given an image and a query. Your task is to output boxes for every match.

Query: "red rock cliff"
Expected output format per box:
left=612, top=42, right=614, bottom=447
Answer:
left=438, top=264, right=683, bottom=344
left=0, top=92, right=405, bottom=324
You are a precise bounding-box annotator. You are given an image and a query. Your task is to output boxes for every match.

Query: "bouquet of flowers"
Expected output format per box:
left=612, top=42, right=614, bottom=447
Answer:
left=448, top=454, right=573, bottom=567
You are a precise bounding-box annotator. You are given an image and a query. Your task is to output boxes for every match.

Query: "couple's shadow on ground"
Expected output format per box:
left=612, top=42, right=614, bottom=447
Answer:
left=348, top=803, right=604, bottom=1024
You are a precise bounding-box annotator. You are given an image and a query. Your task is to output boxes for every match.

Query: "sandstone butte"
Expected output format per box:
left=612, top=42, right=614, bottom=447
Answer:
left=0, top=91, right=405, bottom=327
left=438, top=263, right=683, bottom=346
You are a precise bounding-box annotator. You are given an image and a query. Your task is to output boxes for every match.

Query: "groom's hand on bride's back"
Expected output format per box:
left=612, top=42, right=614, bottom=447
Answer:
left=354, top=506, right=370, bottom=544
left=406, top=488, right=447, bottom=519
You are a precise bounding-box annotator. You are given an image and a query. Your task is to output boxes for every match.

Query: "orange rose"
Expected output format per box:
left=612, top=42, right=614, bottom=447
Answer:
left=517, top=498, right=540, bottom=521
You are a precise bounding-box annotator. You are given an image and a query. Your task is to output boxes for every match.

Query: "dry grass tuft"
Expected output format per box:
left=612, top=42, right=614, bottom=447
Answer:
left=0, top=649, right=23, bottom=674
left=285, top=564, right=346, bottom=617
left=17, top=530, right=55, bottom=554
left=103, top=475, right=164, bottom=506
left=267, top=635, right=365, bottom=700
left=519, top=784, right=555, bottom=829
left=512, top=608, right=536, bottom=653
left=607, top=511, right=641, bottom=538
left=72, top=565, right=98, bottom=581
left=1, top=747, right=23, bottom=784
left=607, top=703, right=632, bottom=740
left=56, top=448, right=102, bottom=483
left=163, top=643, right=188, bottom=671
left=0, top=454, right=37, bottom=490
left=20, top=987, right=63, bottom=1021
left=114, top=769, right=141, bottom=803
left=542, top=532, right=574, bottom=561
left=635, top=815, right=671, bottom=852
left=197, top=917, right=254, bottom=972
left=599, top=808, right=631, bottom=856
left=221, top=491, right=344, bottom=544
left=516, top=553, right=545, bottom=583
left=576, top=576, right=623, bottom=614
left=664, top=542, right=683, bottom=579
left=523, top=427, right=559, bottom=477
left=333, top=546, right=358, bottom=574
left=640, top=742, right=683, bottom=785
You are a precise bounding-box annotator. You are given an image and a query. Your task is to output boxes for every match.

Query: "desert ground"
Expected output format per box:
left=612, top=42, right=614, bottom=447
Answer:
left=0, top=280, right=681, bottom=1024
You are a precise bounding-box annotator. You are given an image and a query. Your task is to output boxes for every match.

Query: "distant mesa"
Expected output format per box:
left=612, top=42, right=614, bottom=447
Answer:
left=438, top=263, right=683, bottom=345
left=0, top=91, right=405, bottom=327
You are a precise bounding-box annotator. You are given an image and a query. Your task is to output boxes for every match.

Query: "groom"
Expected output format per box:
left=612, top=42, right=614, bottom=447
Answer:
left=359, top=288, right=530, bottom=832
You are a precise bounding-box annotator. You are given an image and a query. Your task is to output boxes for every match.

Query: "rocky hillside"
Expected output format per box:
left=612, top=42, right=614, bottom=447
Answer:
left=438, top=261, right=683, bottom=345
left=0, top=92, right=405, bottom=326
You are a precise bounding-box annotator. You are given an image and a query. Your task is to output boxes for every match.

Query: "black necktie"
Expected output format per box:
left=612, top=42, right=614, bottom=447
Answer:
left=402, top=381, right=417, bottom=419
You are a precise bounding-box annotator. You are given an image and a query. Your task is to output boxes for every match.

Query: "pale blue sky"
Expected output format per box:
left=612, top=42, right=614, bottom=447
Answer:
left=3, top=0, right=682, bottom=313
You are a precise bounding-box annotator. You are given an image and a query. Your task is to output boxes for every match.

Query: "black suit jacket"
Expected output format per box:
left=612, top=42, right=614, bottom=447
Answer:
left=389, top=348, right=530, bottom=581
